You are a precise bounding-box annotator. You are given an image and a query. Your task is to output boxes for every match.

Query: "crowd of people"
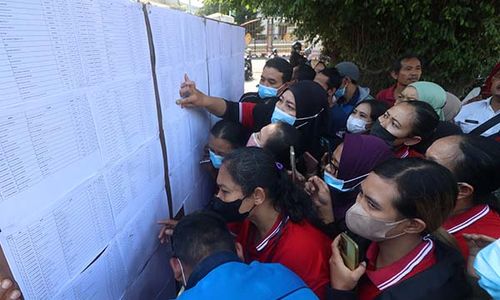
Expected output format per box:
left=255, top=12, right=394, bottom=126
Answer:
left=0, top=38, right=497, bottom=300
left=8, top=48, right=493, bottom=299
left=165, top=50, right=500, bottom=300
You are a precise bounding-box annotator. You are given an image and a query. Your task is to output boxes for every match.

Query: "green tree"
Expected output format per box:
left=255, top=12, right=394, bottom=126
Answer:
left=209, top=0, right=499, bottom=96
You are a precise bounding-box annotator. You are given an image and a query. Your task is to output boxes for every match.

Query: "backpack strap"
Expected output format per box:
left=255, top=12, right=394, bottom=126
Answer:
left=469, top=113, right=500, bottom=136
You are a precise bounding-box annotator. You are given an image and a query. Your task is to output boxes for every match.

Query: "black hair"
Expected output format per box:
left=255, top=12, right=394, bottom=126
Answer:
left=292, top=63, right=316, bottom=81
left=454, top=135, right=500, bottom=212
left=264, top=57, right=293, bottom=83
left=223, top=147, right=317, bottom=223
left=172, top=211, right=236, bottom=267
left=210, top=120, right=248, bottom=148
left=374, top=158, right=458, bottom=245
left=392, top=53, right=422, bottom=73
left=262, top=122, right=302, bottom=169
left=401, top=101, right=439, bottom=139
left=314, top=61, right=326, bottom=70
left=319, top=67, right=343, bottom=90
left=355, top=100, right=388, bottom=122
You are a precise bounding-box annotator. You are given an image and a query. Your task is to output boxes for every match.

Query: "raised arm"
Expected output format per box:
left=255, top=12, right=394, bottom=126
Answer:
left=177, top=74, right=227, bottom=117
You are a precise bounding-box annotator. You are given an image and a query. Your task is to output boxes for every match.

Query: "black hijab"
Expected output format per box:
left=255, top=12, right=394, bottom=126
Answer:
left=252, top=80, right=329, bottom=159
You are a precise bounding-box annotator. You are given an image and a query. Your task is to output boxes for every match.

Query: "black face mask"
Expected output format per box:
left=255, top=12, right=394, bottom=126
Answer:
left=210, top=195, right=250, bottom=223
left=370, top=120, right=397, bottom=145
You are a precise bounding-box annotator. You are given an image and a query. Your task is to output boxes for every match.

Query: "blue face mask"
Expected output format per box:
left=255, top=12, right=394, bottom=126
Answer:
left=271, top=106, right=325, bottom=127
left=335, top=85, right=346, bottom=99
left=474, top=239, right=500, bottom=299
left=271, top=106, right=296, bottom=125
left=323, top=170, right=368, bottom=192
left=258, top=84, right=278, bottom=99
left=209, top=150, right=223, bottom=169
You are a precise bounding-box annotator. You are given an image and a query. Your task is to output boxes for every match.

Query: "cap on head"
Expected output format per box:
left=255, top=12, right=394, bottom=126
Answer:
left=335, top=61, right=360, bottom=82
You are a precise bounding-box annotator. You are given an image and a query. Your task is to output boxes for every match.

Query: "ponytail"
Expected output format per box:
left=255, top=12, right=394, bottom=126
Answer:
left=431, top=227, right=459, bottom=250
left=273, top=168, right=318, bottom=223
left=223, top=147, right=321, bottom=225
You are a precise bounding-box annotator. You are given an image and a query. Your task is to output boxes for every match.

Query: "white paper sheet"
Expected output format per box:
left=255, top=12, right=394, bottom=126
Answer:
left=54, top=241, right=128, bottom=300
left=116, top=190, right=169, bottom=284
left=0, top=93, right=102, bottom=227
left=104, top=138, right=165, bottom=228
left=205, top=19, right=221, bottom=59
left=87, top=77, right=158, bottom=164
left=149, top=7, right=185, bottom=70
left=0, top=175, right=114, bottom=299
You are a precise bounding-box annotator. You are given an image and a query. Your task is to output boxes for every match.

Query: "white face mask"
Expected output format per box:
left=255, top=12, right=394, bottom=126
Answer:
left=346, top=115, right=368, bottom=133
left=246, top=132, right=262, bottom=148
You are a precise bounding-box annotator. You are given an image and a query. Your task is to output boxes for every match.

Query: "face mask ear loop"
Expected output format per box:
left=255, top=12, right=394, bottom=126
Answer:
left=177, top=258, right=187, bottom=287
left=294, top=108, right=325, bottom=129
left=344, top=173, right=369, bottom=183
left=295, top=121, right=309, bottom=129
left=295, top=108, right=325, bottom=121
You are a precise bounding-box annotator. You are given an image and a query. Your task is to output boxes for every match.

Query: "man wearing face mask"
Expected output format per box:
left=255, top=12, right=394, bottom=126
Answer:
left=239, top=57, right=293, bottom=103
left=170, top=212, right=317, bottom=299
left=327, top=62, right=373, bottom=141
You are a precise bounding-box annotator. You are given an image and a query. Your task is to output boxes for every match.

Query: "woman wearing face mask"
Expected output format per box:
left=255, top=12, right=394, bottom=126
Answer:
left=178, top=77, right=329, bottom=160
left=369, top=101, right=439, bottom=158
left=395, top=81, right=462, bottom=153
left=328, top=158, right=471, bottom=300
left=345, top=100, right=388, bottom=134
left=246, top=122, right=301, bottom=169
left=212, top=147, right=332, bottom=299
left=305, top=134, right=393, bottom=231
left=206, top=120, right=249, bottom=170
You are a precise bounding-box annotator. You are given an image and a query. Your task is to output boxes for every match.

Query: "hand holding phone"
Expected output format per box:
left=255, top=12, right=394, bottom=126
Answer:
left=339, top=232, right=359, bottom=271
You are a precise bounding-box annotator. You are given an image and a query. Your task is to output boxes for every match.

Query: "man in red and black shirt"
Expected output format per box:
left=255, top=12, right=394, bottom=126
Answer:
left=426, top=135, right=500, bottom=258
left=376, top=54, right=422, bottom=107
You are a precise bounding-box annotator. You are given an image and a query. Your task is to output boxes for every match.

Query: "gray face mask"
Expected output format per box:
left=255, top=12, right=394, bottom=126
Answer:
left=345, top=202, right=408, bottom=242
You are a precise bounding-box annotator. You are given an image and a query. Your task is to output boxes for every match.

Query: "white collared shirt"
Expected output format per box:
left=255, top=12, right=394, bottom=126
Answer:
left=455, top=97, right=500, bottom=136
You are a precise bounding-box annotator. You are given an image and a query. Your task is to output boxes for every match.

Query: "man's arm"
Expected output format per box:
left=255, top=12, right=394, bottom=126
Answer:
left=177, top=74, right=227, bottom=117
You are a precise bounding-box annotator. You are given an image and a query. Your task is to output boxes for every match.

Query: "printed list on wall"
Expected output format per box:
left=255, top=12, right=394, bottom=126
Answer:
left=0, top=0, right=244, bottom=299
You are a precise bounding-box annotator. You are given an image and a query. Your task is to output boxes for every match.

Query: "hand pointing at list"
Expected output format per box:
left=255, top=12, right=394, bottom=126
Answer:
left=176, top=73, right=227, bottom=116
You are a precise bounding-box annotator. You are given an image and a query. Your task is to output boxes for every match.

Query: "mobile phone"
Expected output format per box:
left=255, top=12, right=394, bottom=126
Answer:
left=290, top=146, right=296, bottom=182
left=302, top=151, right=319, bottom=176
left=339, top=232, right=359, bottom=270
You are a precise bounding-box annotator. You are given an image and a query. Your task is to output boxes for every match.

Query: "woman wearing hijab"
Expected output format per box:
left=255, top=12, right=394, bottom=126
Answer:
left=178, top=76, right=329, bottom=159
left=395, top=81, right=462, bottom=153
left=305, top=134, right=394, bottom=234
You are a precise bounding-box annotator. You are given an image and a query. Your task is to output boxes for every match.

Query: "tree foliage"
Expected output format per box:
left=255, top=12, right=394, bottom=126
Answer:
left=206, top=0, right=499, bottom=95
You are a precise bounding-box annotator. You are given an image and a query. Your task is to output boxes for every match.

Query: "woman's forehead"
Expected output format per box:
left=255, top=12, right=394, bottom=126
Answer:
left=388, top=103, right=415, bottom=124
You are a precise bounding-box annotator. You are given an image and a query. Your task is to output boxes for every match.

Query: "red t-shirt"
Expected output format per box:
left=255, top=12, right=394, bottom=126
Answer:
left=394, top=145, right=424, bottom=158
left=443, top=204, right=500, bottom=258
left=358, top=237, right=437, bottom=300
left=376, top=85, right=397, bottom=107
left=236, top=215, right=332, bottom=299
